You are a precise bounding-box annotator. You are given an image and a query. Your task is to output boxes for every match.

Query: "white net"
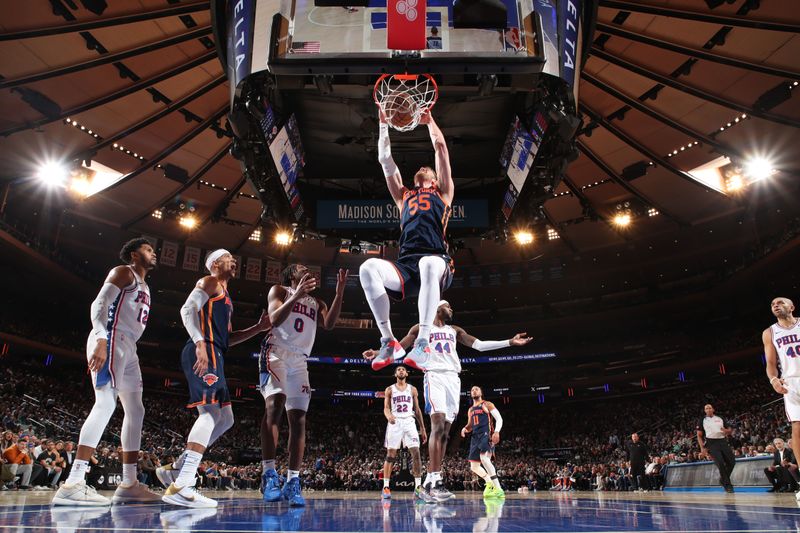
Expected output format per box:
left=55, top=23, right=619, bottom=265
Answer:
left=373, top=74, right=438, bottom=132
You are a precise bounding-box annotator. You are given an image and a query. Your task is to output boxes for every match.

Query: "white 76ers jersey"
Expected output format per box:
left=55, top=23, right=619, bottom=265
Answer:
left=426, top=324, right=461, bottom=373
left=104, top=266, right=150, bottom=342
left=271, top=287, right=319, bottom=355
left=772, top=319, right=800, bottom=379
left=390, top=384, right=414, bottom=418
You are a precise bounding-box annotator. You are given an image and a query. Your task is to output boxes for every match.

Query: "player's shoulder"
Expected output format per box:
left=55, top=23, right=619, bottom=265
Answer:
left=484, top=401, right=496, bottom=411
left=385, top=385, right=393, bottom=394
left=197, top=275, right=223, bottom=294
left=107, top=264, right=135, bottom=285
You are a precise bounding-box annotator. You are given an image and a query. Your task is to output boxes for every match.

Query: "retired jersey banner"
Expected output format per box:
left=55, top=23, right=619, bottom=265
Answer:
left=245, top=257, right=262, bottom=282
left=160, top=240, right=178, bottom=267
left=182, top=246, right=201, bottom=271
left=266, top=261, right=282, bottom=284
left=316, top=199, right=488, bottom=229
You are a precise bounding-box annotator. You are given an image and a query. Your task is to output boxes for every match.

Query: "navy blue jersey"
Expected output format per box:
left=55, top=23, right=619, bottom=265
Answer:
left=468, top=401, right=496, bottom=434
left=196, top=289, right=233, bottom=362
left=398, top=187, right=451, bottom=256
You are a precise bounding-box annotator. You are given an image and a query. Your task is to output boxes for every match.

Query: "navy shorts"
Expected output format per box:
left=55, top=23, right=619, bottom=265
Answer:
left=468, top=431, right=493, bottom=461
left=181, top=341, right=231, bottom=409
left=386, top=253, right=454, bottom=301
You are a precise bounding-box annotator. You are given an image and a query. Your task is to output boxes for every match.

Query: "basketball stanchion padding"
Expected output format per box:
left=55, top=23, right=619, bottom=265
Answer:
left=387, top=0, right=427, bottom=50
left=374, top=74, right=438, bottom=132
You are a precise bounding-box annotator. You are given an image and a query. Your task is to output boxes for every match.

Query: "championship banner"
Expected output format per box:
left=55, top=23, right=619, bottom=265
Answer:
left=266, top=261, right=282, bottom=284
left=317, top=199, right=489, bottom=229
left=245, top=257, right=262, bottom=282
left=387, top=0, right=426, bottom=50
left=160, top=240, right=178, bottom=267
left=182, top=246, right=201, bottom=271
left=233, top=255, right=242, bottom=278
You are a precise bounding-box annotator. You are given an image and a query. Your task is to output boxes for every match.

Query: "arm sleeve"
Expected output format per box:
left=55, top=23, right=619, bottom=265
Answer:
left=472, top=339, right=511, bottom=352
left=377, top=123, right=399, bottom=177
left=489, top=408, right=503, bottom=433
left=90, top=283, right=122, bottom=337
left=180, top=288, right=210, bottom=344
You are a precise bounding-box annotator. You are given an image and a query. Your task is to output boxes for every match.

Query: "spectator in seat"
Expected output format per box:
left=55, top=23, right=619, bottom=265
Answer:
left=764, top=438, right=799, bottom=492
left=2, top=439, right=33, bottom=489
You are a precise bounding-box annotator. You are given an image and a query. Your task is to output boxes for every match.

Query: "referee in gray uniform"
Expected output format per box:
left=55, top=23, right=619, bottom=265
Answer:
left=696, top=403, right=735, bottom=493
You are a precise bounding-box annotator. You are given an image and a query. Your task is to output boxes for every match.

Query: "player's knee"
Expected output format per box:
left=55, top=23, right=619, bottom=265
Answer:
left=219, top=406, right=234, bottom=432
left=418, top=255, right=445, bottom=276
left=385, top=454, right=396, bottom=464
left=359, top=259, right=379, bottom=283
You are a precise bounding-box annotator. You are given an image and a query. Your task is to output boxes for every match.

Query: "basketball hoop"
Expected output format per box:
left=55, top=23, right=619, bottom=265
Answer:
left=373, top=74, right=438, bottom=132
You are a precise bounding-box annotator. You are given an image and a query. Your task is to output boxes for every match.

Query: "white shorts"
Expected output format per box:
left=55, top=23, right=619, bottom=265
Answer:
left=424, top=371, right=461, bottom=423
left=384, top=417, right=420, bottom=449
left=87, top=331, right=142, bottom=393
left=784, top=378, right=800, bottom=422
left=259, top=346, right=311, bottom=412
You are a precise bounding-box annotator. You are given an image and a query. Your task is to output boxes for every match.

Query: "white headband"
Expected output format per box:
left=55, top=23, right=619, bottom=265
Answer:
left=438, top=300, right=449, bottom=308
left=205, top=249, right=231, bottom=272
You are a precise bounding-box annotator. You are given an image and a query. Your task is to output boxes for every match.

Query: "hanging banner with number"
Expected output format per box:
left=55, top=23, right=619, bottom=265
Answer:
left=182, top=246, right=201, bottom=271
left=266, top=261, right=282, bottom=284
left=246, top=257, right=262, bottom=282
left=160, top=240, right=178, bottom=267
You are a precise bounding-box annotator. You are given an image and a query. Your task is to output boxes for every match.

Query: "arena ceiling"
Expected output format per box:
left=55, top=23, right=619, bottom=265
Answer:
left=0, top=0, right=799, bottom=267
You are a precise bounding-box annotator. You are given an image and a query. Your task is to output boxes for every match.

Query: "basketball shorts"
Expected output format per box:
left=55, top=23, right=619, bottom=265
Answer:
left=424, top=370, right=461, bottom=423
left=386, top=253, right=454, bottom=301
left=181, top=341, right=231, bottom=409
left=783, top=377, right=800, bottom=422
left=468, top=431, right=493, bottom=461
left=88, top=331, right=142, bottom=393
left=384, top=417, right=420, bottom=449
left=259, top=345, right=311, bottom=412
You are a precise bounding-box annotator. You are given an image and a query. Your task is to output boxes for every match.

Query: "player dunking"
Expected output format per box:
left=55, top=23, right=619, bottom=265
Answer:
left=380, top=365, right=427, bottom=499
left=360, top=110, right=455, bottom=371
left=161, top=249, right=270, bottom=508
left=461, top=386, right=505, bottom=499
left=54, top=239, right=160, bottom=506
left=365, top=300, right=531, bottom=502
left=765, top=296, right=800, bottom=500
left=260, top=265, right=347, bottom=506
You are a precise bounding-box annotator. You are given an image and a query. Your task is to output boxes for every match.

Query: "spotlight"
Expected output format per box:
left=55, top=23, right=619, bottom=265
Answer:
left=179, top=215, right=197, bottom=229
left=69, top=177, right=92, bottom=197
left=36, top=161, right=69, bottom=188
left=725, top=173, right=744, bottom=192
left=514, top=231, right=534, bottom=245
left=250, top=228, right=262, bottom=242
left=275, top=231, right=292, bottom=246
left=613, top=213, right=632, bottom=227
left=647, top=208, right=659, bottom=217
left=547, top=227, right=560, bottom=241
left=743, top=157, right=775, bottom=181
left=152, top=210, right=163, bottom=220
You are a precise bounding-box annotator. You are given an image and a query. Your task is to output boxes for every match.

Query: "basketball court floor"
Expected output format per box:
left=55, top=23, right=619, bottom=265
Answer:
left=1, top=491, right=799, bottom=532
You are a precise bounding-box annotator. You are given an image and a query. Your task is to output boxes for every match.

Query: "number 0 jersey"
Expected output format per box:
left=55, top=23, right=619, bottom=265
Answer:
left=425, top=324, right=461, bottom=373
left=772, top=319, right=800, bottom=379
left=399, top=186, right=451, bottom=256
left=270, top=287, right=319, bottom=355
left=389, top=383, right=415, bottom=419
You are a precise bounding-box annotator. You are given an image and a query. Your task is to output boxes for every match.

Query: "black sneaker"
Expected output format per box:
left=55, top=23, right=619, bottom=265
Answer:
left=430, top=481, right=455, bottom=502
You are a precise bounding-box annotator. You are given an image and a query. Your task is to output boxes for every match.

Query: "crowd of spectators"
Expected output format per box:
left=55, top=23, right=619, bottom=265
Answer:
left=1, top=358, right=789, bottom=494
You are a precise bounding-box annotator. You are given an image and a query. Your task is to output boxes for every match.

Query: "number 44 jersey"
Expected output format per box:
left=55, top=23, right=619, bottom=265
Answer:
left=271, top=286, right=319, bottom=356
left=425, top=324, right=462, bottom=373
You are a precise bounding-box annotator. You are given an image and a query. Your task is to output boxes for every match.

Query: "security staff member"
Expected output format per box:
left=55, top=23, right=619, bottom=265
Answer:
left=696, top=403, right=735, bottom=493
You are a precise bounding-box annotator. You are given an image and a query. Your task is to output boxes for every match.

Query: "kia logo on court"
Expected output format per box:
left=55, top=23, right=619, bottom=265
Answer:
left=395, top=0, right=418, bottom=21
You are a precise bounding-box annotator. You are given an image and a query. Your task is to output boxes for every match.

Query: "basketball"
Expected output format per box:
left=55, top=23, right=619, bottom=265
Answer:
left=384, top=90, right=416, bottom=129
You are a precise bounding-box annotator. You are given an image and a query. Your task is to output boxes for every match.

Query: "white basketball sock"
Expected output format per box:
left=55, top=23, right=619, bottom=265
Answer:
left=65, top=459, right=89, bottom=485
left=175, top=450, right=203, bottom=488
left=287, top=469, right=299, bottom=481
left=262, top=459, right=276, bottom=472
left=122, top=463, right=137, bottom=486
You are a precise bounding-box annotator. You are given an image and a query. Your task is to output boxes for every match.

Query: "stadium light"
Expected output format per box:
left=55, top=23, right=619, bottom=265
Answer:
left=743, top=157, right=775, bottom=181
left=275, top=231, right=292, bottom=246
left=179, top=215, right=197, bottom=229
left=725, top=173, right=745, bottom=192
left=612, top=213, right=632, bottom=227
left=514, top=230, right=534, bottom=245
left=35, top=161, right=69, bottom=188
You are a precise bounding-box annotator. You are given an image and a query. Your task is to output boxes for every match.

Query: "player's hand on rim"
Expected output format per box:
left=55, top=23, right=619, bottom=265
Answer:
left=510, top=332, right=533, bottom=346
left=88, top=338, right=108, bottom=372
left=194, top=340, right=209, bottom=376
left=419, top=109, right=432, bottom=125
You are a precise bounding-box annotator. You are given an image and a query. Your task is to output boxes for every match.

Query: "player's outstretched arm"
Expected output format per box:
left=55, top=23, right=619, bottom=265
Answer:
left=453, top=326, right=533, bottom=351
left=765, top=328, right=788, bottom=394
left=320, top=269, right=348, bottom=330
left=420, top=111, right=453, bottom=205
left=378, top=110, right=406, bottom=208
left=229, top=309, right=271, bottom=346
left=87, top=266, right=135, bottom=372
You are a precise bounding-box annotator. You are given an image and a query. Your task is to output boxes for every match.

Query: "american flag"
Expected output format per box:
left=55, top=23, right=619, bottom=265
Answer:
left=291, top=41, right=321, bottom=54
